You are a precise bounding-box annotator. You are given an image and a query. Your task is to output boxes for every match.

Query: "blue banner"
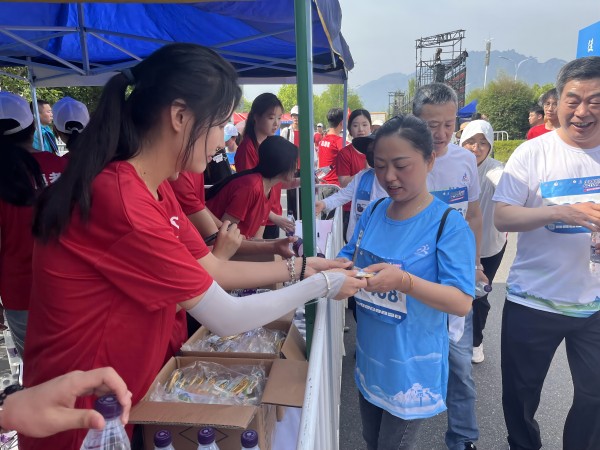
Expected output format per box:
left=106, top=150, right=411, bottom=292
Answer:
left=577, top=21, right=600, bottom=58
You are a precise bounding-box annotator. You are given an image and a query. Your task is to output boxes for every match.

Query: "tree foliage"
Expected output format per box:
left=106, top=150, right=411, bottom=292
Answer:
left=1, top=66, right=103, bottom=111
left=477, top=75, right=536, bottom=140
left=236, top=97, right=253, bottom=112
left=313, top=84, right=363, bottom=127
left=277, top=84, right=298, bottom=113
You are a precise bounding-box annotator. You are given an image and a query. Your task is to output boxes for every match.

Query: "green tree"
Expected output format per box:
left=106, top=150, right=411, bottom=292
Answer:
left=313, top=84, right=363, bottom=127
left=236, top=97, right=253, bottom=112
left=465, top=87, right=484, bottom=105
left=477, top=75, right=535, bottom=140
left=277, top=84, right=297, bottom=113
left=531, top=83, right=555, bottom=104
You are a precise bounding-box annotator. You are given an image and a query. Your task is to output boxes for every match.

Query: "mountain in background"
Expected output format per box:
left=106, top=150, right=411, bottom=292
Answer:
left=355, top=50, right=567, bottom=112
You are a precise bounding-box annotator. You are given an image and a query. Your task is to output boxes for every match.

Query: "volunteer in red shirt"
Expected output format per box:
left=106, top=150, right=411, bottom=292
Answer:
left=235, top=93, right=297, bottom=239
left=526, top=88, right=559, bottom=140
left=317, top=107, right=345, bottom=186
left=314, top=122, right=324, bottom=148
left=207, top=136, right=297, bottom=239
left=22, top=44, right=363, bottom=450
left=336, top=109, right=371, bottom=238
left=0, top=92, right=67, bottom=358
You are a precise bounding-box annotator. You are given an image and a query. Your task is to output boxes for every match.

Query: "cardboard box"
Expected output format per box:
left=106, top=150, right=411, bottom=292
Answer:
left=130, top=356, right=308, bottom=450
left=180, top=317, right=306, bottom=361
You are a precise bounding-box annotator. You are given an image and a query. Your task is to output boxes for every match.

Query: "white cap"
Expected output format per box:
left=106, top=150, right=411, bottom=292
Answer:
left=224, top=123, right=239, bottom=141
left=53, top=97, right=89, bottom=134
left=0, top=91, right=34, bottom=135
left=459, top=120, right=494, bottom=151
left=290, top=105, right=299, bottom=115
left=317, top=122, right=323, bottom=127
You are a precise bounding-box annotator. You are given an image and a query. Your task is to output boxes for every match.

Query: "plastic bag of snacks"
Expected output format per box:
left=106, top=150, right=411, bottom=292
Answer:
left=182, top=327, right=287, bottom=354
left=151, top=361, right=266, bottom=406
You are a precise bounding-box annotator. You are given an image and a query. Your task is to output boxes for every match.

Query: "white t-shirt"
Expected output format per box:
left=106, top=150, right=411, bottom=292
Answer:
left=493, top=131, right=600, bottom=317
left=427, top=143, right=480, bottom=342
left=478, top=156, right=506, bottom=258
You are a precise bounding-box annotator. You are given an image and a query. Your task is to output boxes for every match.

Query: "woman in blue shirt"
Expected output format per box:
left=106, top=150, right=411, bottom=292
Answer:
left=338, top=115, right=475, bottom=450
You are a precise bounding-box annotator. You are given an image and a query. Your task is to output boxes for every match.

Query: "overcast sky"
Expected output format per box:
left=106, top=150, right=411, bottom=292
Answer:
left=339, top=0, right=599, bottom=87
left=242, top=1, right=599, bottom=101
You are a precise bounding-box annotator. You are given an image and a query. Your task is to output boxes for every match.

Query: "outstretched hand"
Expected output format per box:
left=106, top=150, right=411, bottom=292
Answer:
left=2, top=367, right=132, bottom=438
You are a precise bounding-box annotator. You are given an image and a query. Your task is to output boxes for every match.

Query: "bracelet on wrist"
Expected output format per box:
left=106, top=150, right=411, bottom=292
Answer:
left=300, top=255, right=307, bottom=281
left=286, top=256, right=297, bottom=283
left=0, top=384, right=23, bottom=407
left=321, top=272, right=332, bottom=297
left=475, top=263, right=484, bottom=271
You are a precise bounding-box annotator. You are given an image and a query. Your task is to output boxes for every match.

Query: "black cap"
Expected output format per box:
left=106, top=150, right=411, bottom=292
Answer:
left=352, top=134, right=376, bottom=154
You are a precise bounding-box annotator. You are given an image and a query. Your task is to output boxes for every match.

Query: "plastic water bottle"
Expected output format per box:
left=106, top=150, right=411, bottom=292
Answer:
left=197, top=427, right=220, bottom=450
left=315, top=165, right=332, bottom=181
left=286, top=211, right=295, bottom=237
left=240, top=429, right=260, bottom=450
left=80, top=395, right=130, bottom=450
left=2, top=329, right=21, bottom=375
left=154, top=430, right=175, bottom=450
left=475, top=281, right=492, bottom=298
left=591, top=231, right=600, bottom=276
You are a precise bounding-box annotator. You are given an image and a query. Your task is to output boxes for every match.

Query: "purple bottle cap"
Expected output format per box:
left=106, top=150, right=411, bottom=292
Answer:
left=198, top=427, right=216, bottom=445
left=94, top=394, right=122, bottom=420
left=241, top=429, right=258, bottom=448
left=484, top=284, right=492, bottom=293
left=154, top=430, right=172, bottom=448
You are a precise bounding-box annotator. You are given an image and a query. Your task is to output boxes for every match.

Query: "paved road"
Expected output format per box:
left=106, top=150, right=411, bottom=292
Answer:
left=339, top=235, right=573, bottom=450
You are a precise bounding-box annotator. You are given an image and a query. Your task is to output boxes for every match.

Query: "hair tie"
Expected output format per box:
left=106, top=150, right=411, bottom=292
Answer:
left=121, top=68, right=135, bottom=85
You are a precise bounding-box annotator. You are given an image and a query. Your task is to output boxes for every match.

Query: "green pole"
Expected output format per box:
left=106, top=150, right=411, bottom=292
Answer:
left=293, top=0, right=316, bottom=356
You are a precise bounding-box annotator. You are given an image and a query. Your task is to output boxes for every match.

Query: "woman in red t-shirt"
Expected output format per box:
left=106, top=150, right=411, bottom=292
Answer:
left=207, top=136, right=297, bottom=239
left=336, top=109, right=371, bottom=238
left=23, top=44, right=363, bottom=450
left=0, top=92, right=67, bottom=358
left=235, top=93, right=297, bottom=239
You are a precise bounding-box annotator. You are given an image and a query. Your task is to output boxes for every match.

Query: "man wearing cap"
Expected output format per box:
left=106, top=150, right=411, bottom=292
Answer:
left=224, top=123, right=238, bottom=153
left=282, top=105, right=299, bottom=147
left=31, top=99, right=59, bottom=154
left=314, top=122, right=324, bottom=148
left=52, top=97, right=90, bottom=154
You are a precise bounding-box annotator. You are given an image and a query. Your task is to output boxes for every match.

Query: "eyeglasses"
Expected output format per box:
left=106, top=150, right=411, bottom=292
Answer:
left=543, top=101, right=558, bottom=109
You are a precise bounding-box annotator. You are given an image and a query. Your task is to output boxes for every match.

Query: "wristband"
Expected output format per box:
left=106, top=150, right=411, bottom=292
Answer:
left=0, top=384, right=23, bottom=407
left=300, top=255, right=307, bottom=281
left=475, top=264, right=484, bottom=271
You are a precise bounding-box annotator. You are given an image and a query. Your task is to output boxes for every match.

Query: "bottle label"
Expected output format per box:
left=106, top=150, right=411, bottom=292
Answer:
left=591, top=232, right=600, bottom=264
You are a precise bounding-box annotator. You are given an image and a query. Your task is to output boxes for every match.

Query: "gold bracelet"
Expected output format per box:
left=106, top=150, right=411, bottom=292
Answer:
left=405, top=271, right=414, bottom=293
left=399, top=271, right=407, bottom=292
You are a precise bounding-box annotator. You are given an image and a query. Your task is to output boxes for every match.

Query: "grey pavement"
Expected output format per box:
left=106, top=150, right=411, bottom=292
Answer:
left=339, top=235, right=573, bottom=450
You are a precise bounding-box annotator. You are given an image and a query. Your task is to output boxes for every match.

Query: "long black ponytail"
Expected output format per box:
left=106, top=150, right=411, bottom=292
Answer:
left=33, top=43, right=242, bottom=241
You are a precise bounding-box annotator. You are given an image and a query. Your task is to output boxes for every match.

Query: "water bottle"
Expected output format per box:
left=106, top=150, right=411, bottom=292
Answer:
left=591, top=231, right=600, bottom=276
left=2, top=329, right=21, bottom=375
left=286, top=211, right=295, bottom=237
left=475, top=281, right=492, bottom=298
left=240, top=429, right=260, bottom=450
left=315, top=165, right=332, bottom=181
left=197, top=427, right=220, bottom=450
left=154, top=430, right=175, bottom=450
left=80, top=395, right=130, bottom=450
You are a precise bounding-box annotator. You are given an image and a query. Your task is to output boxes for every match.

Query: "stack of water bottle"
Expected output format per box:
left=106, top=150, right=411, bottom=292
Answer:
left=80, top=394, right=261, bottom=449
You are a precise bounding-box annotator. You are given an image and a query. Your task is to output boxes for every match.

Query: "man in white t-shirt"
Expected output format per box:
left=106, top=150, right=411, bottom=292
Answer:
left=413, top=83, right=486, bottom=450
left=493, top=56, right=600, bottom=450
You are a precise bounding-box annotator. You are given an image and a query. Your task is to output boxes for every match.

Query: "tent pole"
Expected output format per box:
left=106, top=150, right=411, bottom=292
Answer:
left=294, top=0, right=316, bottom=355
left=342, top=78, right=348, bottom=143
left=27, top=63, right=43, bottom=152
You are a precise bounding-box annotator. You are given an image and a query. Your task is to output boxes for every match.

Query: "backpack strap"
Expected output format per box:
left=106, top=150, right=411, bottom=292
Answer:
left=436, top=207, right=453, bottom=244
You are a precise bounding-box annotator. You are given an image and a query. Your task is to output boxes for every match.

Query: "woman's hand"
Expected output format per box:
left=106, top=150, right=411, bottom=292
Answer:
left=2, top=367, right=132, bottom=438
left=315, top=201, right=326, bottom=215
left=212, top=221, right=243, bottom=260
left=363, top=263, right=404, bottom=293
left=272, top=236, right=297, bottom=258
left=271, top=214, right=295, bottom=234
left=326, top=269, right=367, bottom=300
left=305, top=257, right=353, bottom=277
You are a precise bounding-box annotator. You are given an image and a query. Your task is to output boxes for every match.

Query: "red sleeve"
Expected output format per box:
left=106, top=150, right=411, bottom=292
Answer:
left=336, top=145, right=353, bottom=177
left=95, top=221, right=212, bottom=312
left=179, top=214, right=210, bottom=259
left=224, top=178, right=261, bottom=222
left=169, top=172, right=205, bottom=215
left=234, top=138, right=258, bottom=171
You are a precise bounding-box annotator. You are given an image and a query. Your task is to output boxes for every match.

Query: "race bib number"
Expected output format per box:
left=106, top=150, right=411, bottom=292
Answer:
left=355, top=287, right=407, bottom=324
left=432, top=187, right=468, bottom=218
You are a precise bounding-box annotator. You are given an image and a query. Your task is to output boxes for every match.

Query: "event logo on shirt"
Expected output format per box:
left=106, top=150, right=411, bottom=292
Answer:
left=462, top=172, right=469, bottom=184
left=170, top=216, right=180, bottom=230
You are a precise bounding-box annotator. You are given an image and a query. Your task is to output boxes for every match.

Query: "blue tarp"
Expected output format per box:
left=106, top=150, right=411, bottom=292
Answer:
left=0, top=1, right=353, bottom=86
left=577, top=20, right=600, bottom=58
left=458, top=99, right=477, bottom=118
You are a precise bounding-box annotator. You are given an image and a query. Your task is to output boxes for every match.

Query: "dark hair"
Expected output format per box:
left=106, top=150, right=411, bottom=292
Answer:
left=539, top=88, right=558, bottom=106
left=470, top=112, right=483, bottom=121
left=412, top=83, right=458, bottom=116
left=31, top=99, right=50, bottom=112
left=327, top=108, right=344, bottom=128
left=373, top=114, right=434, bottom=161
left=529, top=104, right=544, bottom=116
left=33, top=43, right=242, bottom=241
left=556, top=56, right=600, bottom=97
left=348, top=109, right=372, bottom=128
left=0, top=121, right=44, bottom=206
left=206, top=135, right=297, bottom=201
left=243, top=93, right=283, bottom=147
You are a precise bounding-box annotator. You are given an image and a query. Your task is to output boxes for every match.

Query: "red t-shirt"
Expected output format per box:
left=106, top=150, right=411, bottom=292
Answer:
left=314, top=132, right=323, bottom=147
left=206, top=173, right=270, bottom=239
left=526, top=124, right=552, bottom=140
left=234, top=137, right=282, bottom=220
left=336, top=144, right=367, bottom=212
left=169, top=171, right=206, bottom=215
left=0, top=152, right=66, bottom=311
left=318, top=133, right=344, bottom=186
left=21, top=162, right=212, bottom=450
